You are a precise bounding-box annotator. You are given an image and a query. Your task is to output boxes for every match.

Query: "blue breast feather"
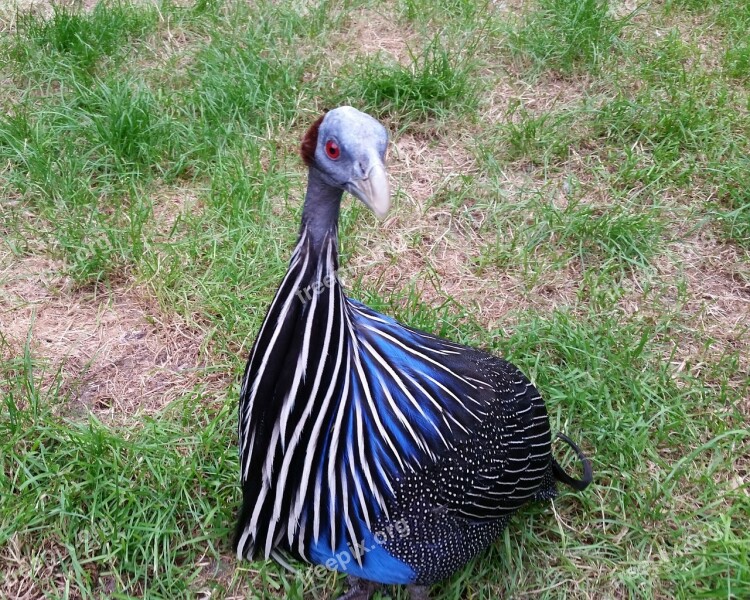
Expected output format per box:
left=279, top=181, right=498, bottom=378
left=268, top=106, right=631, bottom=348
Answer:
left=307, top=529, right=416, bottom=584
left=299, top=298, right=489, bottom=581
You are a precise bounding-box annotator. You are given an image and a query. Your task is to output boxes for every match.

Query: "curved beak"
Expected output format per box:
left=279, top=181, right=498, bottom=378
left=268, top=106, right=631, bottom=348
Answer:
left=348, top=159, right=390, bottom=220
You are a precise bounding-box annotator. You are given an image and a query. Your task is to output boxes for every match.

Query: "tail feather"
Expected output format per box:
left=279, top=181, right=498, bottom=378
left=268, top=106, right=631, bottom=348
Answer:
left=551, top=432, right=593, bottom=491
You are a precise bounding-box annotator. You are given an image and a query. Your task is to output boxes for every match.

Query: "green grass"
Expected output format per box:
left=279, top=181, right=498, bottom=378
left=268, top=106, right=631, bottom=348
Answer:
left=1, top=0, right=749, bottom=598
left=398, top=0, right=484, bottom=25
left=507, top=0, right=628, bottom=74
left=335, top=36, right=480, bottom=123
left=8, top=1, right=159, bottom=76
left=2, top=400, right=233, bottom=596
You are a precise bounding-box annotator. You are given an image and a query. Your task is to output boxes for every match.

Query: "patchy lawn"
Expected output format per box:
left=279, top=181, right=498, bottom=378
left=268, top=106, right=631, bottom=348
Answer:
left=1, top=0, right=748, bottom=598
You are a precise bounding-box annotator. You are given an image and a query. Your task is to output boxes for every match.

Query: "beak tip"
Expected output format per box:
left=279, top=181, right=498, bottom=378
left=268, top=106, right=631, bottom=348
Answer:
left=353, top=161, right=391, bottom=222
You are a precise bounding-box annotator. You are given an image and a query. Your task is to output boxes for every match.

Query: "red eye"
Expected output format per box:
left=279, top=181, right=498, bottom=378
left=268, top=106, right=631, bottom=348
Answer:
left=325, top=140, right=340, bottom=160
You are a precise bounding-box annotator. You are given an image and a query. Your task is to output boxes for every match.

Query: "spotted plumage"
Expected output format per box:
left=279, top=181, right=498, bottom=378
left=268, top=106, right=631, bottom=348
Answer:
left=234, top=107, right=592, bottom=599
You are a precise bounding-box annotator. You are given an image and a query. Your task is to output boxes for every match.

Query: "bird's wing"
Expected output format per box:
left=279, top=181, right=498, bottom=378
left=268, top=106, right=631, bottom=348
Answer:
left=346, top=298, right=491, bottom=463
left=347, top=299, right=552, bottom=521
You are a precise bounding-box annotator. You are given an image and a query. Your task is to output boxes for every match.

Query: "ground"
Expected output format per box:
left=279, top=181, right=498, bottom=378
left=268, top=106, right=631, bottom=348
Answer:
left=0, top=0, right=748, bottom=598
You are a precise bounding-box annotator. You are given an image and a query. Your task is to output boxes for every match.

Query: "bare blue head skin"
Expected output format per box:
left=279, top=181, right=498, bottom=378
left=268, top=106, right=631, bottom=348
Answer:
left=300, top=106, right=390, bottom=246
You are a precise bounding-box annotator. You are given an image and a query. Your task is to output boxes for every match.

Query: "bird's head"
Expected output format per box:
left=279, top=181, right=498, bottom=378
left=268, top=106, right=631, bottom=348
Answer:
left=300, top=106, right=390, bottom=220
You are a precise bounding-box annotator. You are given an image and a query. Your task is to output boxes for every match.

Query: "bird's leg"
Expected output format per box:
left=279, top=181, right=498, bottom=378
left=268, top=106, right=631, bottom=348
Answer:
left=406, top=585, right=430, bottom=600
left=334, top=576, right=381, bottom=600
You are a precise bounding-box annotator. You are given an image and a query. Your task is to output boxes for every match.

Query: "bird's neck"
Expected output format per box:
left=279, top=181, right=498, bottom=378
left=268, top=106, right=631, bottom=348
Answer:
left=299, top=167, right=343, bottom=258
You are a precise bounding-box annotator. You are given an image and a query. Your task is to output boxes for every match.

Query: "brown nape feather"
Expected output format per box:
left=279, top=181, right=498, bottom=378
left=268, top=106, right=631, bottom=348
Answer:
left=300, top=113, right=326, bottom=166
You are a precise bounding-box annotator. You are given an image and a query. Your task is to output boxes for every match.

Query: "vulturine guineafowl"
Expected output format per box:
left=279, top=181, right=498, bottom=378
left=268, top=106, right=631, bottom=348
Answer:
left=234, top=106, right=592, bottom=599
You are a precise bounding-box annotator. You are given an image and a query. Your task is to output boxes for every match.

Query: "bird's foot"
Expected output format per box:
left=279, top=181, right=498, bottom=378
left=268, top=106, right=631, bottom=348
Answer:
left=334, top=576, right=381, bottom=600
left=407, top=585, right=430, bottom=600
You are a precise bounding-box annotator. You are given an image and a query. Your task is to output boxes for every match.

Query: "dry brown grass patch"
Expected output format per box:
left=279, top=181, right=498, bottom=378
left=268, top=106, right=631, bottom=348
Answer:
left=344, top=5, right=416, bottom=64
left=343, top=132, right=584, bottom=327
left=484, top=70, right=596, bottom=124
left=345, top=131, right=482, bottom=310
left=0, top=0, right=53, bottom=31
left=390, top=130, right=478, bottom=208
left=150, top=183, right=203, bottom=235
left=0, top=254, right=220, bottom=421
left=0, top=534, right=76, bottom=600
left=192, top=553, right=261, bottom=600
left=623, top=232, right=750, bottom=402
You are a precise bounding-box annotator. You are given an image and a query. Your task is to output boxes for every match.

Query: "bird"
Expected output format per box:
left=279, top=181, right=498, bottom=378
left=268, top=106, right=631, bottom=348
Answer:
left=234, top=106, right=592, bottom=600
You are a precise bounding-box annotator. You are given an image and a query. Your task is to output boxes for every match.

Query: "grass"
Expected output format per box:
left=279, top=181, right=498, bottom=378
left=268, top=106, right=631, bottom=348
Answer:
left=507, top=0, right=629, bottom=74
left=335, top=35, right=480, bottom=123
left=2, top=392, right=236, bottom=597
left=8, top=2, right=159, bottom=75
left=1, top=0, right=749, bottom=599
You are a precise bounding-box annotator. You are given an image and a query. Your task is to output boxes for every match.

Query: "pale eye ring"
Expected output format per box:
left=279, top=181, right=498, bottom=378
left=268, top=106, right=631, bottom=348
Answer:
left=325, top=140, right=340, bottom=160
